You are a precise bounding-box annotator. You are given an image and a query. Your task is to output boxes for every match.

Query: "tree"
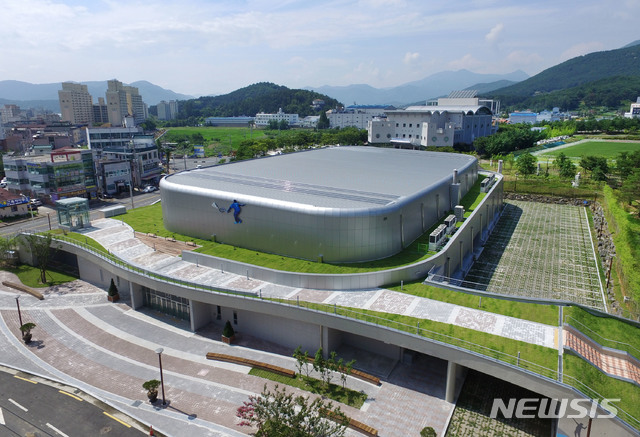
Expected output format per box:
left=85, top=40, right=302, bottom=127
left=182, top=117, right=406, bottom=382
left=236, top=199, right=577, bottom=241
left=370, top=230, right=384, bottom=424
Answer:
left=267, top=120, right=279, bottom=130
left=0, top=236, right=16, bottom=267
left=554, top=152, right=576, bottom=179
left=516, top=152, right=536, bottom=177
left=317, top=111, right=330, bottom=130
left=313, top=348, right=327, bottom=384
left=580, top=155, right=609, bottom=181
left=20, top=233, right=57, bottom=284
left=140, top=118, right=157, bottom=132
left=293, top=346, right=310, bottom=377
left=236, top=384, right=348, bottom=437
left=619, top=168, right=640, bottom=215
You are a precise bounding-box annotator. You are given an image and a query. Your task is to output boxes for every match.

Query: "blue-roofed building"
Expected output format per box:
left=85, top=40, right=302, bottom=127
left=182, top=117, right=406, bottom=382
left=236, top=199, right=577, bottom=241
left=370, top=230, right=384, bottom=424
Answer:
left=204, top=116, right=254, bottom=127
left=508, top=112, right=538, bottom=124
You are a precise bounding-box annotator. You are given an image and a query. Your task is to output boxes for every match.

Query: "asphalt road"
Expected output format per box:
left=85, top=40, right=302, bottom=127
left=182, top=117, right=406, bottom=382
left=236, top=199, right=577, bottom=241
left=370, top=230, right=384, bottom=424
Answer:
left=0, top=191, right=161, bottom=238
left=0, top=368, right=144, bottom=436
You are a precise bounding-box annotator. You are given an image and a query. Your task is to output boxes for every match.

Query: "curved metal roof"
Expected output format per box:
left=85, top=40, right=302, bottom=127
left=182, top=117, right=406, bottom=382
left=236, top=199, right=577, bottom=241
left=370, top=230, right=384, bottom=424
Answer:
left=162, top=146, right=476, bottom=209
left=388, top=105, right=492, bottom=115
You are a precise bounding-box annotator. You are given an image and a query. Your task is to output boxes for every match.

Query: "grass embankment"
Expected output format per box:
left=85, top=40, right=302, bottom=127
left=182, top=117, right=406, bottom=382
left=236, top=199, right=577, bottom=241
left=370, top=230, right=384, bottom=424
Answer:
left=563, top=354, right=640, bottom=426
left=48, top=229, right=109, bottom=254
left=601, top=185, right=640, bottom=313
left=119, top=178, right=487, bottom=273
left=565, top=306, right=640, bottom=359
left=391, top=282, right=559, bottom=326
left=249, top=368, right=367, bottom=409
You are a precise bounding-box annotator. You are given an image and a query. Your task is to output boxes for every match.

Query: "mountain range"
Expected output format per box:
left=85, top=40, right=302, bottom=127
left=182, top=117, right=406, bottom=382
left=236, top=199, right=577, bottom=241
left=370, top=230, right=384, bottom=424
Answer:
left=0, top=80, right=194, bottom=113
left=2, top=40, right=640, bottom=116
left=305, top=70, right=529, bottom=106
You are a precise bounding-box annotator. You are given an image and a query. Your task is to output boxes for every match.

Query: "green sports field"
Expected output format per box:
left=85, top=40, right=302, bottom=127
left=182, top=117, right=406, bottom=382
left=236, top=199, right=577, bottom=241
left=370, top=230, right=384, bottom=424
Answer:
left=538, top=140, right=640, bottom=160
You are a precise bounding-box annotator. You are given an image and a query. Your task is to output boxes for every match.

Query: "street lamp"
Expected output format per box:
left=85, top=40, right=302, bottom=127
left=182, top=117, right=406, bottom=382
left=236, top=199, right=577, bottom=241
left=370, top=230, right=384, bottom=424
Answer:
left=15, top=295, right=23, bottom=327
left=155, top=347, right=166, bottom=405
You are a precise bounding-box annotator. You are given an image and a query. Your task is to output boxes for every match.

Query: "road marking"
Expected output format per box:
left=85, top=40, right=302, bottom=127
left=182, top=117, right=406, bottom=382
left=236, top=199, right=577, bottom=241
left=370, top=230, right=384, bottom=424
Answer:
left=103, top=412, right=132, bottom=428
left=0, top=407, right=5, bottom=425
left=58, top=390, right=83, bottom=402
left=47, top=422, right=70, bottom=437
left=8, top=399, right=27, bottom=412
left=13, top=375, right=37, bottom=384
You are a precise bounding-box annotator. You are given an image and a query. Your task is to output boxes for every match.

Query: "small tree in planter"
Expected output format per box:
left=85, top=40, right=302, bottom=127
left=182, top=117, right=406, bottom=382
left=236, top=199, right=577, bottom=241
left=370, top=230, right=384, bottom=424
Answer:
left=20, top=322, right=36, bottom=344
left=107, top=278, right=120, bottom=302
left=142, top=379, right=161, bottom=403
left=222, top=320, right=235, bottom=344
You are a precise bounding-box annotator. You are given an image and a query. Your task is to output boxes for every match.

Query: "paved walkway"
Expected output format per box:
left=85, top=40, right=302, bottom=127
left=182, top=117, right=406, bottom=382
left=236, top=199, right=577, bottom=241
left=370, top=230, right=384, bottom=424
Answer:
left=0, top=218, right=560, bottom=436
left=83, top=218, right=558, bottom=349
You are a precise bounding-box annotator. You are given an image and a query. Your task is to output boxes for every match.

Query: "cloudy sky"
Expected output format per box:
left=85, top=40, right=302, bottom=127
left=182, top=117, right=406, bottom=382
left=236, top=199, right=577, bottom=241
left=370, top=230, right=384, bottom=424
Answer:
left=1, top=0, right=638, bottom=97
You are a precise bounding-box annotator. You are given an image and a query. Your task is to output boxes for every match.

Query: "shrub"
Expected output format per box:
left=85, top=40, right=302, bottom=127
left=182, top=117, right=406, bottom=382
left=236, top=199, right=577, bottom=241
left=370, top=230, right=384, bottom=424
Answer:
left=20, top=322, right=36, bottom=334
left=222, top=320, right=235, bottom=338
left=142, top=379, right=161, bottom=392
left=420, top=426, right=437, bottom=437
left=108, top=278, right=118, bottom=296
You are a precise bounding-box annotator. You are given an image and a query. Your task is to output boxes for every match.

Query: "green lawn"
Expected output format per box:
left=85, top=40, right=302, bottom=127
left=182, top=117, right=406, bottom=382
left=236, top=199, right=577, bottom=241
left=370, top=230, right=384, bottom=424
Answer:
left=538, top=140, right=640, bottom=160
left=249, top=368, right=367, bottom=409
left=391, top=282, right=559, bottom=326
left=6, top=264, right=78, bottom=288
left=163, top=126, right=266, bottom=156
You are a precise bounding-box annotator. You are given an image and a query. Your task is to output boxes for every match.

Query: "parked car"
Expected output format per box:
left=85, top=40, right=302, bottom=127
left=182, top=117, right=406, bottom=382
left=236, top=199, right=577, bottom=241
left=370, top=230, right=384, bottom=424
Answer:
left=30, top=199, right=43, bottom=207
left=142, top=185, right=158, bottom=193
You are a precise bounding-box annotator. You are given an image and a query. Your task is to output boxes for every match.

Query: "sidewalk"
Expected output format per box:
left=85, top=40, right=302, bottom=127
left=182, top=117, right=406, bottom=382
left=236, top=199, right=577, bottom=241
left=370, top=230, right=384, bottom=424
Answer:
left=0, top=280, right=452, bottom=436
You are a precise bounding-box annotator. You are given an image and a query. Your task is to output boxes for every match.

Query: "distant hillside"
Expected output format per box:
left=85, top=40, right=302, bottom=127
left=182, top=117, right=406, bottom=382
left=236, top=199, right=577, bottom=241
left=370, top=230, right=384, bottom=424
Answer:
left=495, top=76, right=640, bottom=112
left=0, top=97, right=59, bottom=113
left=465, top=79, right=518, bottom=95
left=305, top=70, right=528, bottom=106
left=0, top=79, right=193, bottom=109
left=177, top=82, right=342, bottom=118
left=488, top=44, right=640, bottom=103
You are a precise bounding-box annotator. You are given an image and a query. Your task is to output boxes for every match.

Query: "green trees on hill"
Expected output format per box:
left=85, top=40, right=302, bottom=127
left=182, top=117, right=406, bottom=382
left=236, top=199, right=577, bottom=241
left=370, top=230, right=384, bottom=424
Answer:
left=486, top=44, right=640, bottom=111
left=174, top=82, right=341, bottom=119
left=473, top=125, right=544, bottom=157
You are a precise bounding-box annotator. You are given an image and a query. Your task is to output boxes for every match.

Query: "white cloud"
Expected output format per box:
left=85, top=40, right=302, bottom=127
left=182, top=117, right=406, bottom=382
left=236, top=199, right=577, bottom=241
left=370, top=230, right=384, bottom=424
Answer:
left=560, top=42, right=606, bottom=61
left=485, top=23, right=504, bottom=43
left=448, top=54, right=482, bottom=71
left=403, top=52, right=420, bottom=65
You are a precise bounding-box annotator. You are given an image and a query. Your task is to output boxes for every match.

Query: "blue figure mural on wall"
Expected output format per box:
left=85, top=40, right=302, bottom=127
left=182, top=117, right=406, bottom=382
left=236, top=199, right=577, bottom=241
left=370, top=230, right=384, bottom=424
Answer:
left=226, top=199, right=246, bottom=224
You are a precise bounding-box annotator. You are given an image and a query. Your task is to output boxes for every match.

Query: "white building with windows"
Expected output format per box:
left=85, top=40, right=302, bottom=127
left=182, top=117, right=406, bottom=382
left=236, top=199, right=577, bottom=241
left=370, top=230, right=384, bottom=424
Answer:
left=254, top=108, right=299, bottom=127
left=624, top=97, right=640, bottom=118
left=328, top=105, right=394, bottom=129
left=368, top=92, right=496, bottom=148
